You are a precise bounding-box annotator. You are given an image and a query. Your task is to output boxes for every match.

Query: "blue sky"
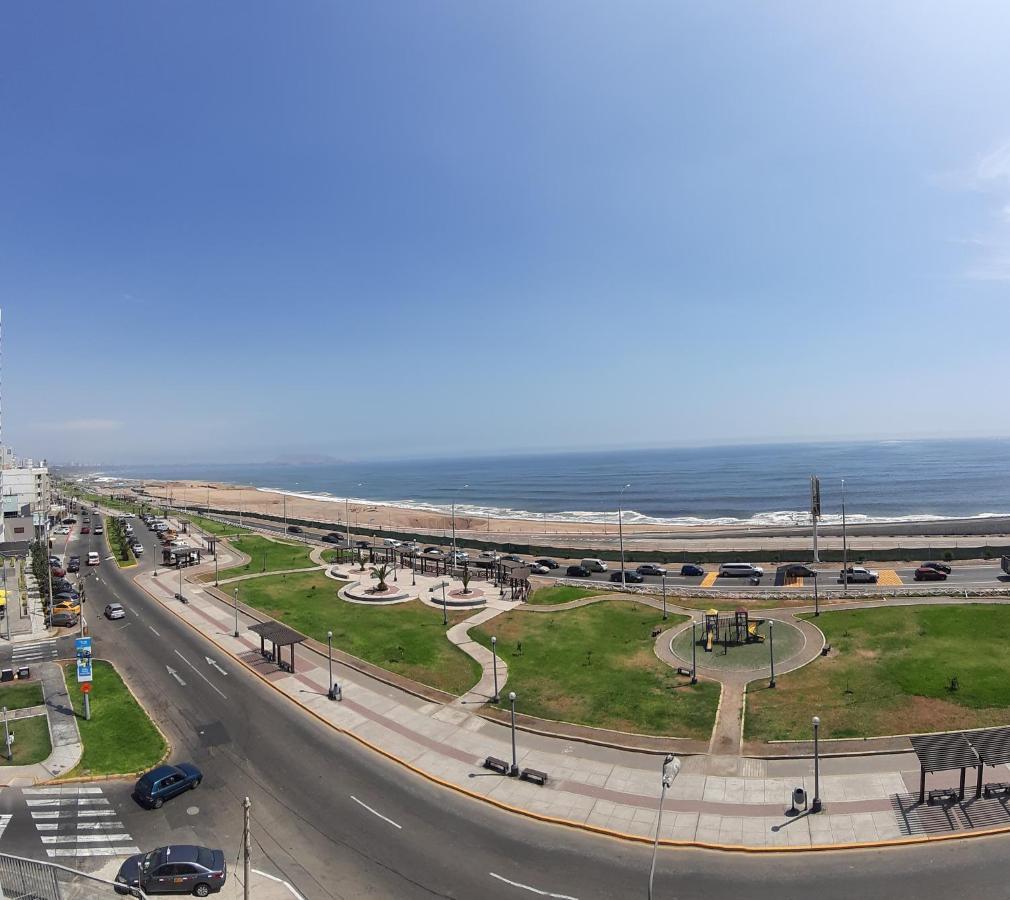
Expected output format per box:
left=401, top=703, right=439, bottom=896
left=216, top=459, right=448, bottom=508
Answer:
left=3, top=1, right=1009, bottom=464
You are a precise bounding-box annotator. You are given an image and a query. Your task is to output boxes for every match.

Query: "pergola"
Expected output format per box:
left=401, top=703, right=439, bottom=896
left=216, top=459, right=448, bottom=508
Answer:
left=910, top=732, right=980, bottom=803
left=248, top=621, right=307, bottom=674
left=965, top=727, right=1010, bottom=799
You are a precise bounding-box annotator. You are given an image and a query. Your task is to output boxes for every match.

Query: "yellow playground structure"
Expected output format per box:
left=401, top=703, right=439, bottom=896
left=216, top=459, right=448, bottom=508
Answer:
left=703, top=607, right=765, bottom=652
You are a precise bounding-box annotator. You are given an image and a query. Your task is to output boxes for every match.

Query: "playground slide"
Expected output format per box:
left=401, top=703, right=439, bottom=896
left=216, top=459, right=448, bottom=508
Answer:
left=747, top=622, right=765, bottom=642
left=705, top=630, right=714, bottom=652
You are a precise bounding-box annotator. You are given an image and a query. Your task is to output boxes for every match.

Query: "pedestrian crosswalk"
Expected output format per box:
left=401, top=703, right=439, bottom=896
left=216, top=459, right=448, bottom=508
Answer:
left=25, top=786, right=139, bottom=858
left=13, top=641, right=58, bottom=665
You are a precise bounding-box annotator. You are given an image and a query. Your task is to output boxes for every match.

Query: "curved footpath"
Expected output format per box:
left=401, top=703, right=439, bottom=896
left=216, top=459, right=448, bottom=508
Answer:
left=119, top=536, right=1010, bottom=853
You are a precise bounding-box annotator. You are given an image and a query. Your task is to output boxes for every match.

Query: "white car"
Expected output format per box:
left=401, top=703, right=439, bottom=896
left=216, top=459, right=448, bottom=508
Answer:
left=384, top=538, right=402, bottom=547
left=132, top=543, right=144, bottom=555
left=479, top=550, right=501, bottom=560
left=839, top=566, right=879, bottom=584
left=53, top=525, right=71, bottom=535
left=87, top=551, right=100, bottom=566
left=104, top=603, right=125, bottom=620
left=529, top=563, right=550, bottom=575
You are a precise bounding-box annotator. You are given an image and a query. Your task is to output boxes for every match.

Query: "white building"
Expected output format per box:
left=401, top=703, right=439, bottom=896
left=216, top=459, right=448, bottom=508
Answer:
left=0, top=451, right=50, bottom=541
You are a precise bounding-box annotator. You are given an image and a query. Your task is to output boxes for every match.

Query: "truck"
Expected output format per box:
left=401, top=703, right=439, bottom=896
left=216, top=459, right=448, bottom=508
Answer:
left=839, top=566, right=879, bottom=584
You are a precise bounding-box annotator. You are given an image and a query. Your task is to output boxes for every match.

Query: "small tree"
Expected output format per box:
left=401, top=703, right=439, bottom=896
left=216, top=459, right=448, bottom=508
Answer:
left=356, top=549, right=366, bottom=571
left=460, top=568, right=472, bottom=594
left=371, top=563, right=391, bottom=591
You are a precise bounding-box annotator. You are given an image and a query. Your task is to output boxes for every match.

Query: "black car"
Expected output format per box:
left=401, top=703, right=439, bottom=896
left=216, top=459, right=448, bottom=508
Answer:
left=67, top=559, right=81, bottom=573
left=355, top=540, right=371, bottom=548
left=52, top=580, right=74, bottom=594
left=534, top=558, right=559, bottom=569
left=680, top=564, right=705, bottom=577
left=610, top=570, right=645, bottom=583
left=785, top=564, right=817, bottom=578
left=320, top=535, right=340, bottom=543
left=134, top=763, right=203, bottom=809
left=502, top=554, right=524, bottom=563
left=327, top=532, right=345, bottom=541
left=567, top=565, right=591, bottom=577
left=636, top=564, right=667, bottom=576
left=286, top=525, right=303, bottom=534
left=423, top=546, right=442, bottom=554
left=115, top=844, right=226, bottom=896
left=921, top=561, right=952, bottom=574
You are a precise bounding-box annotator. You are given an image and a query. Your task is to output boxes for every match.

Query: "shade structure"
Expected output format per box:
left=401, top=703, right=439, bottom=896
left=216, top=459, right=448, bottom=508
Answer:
left=910, top=732, right=980, bottom=803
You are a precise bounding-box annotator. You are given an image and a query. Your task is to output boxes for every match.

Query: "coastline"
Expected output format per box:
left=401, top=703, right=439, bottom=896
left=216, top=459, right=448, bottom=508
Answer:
left=106, top=478, right=1010, bottom=541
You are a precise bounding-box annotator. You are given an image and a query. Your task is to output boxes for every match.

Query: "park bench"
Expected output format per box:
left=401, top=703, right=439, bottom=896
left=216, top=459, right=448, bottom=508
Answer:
left=521, top=768, right=549, bottom=786
left=927, top=788, right=958, bottom=805
left=984, top=782, right=1010, bottom=799
left=483, top=756, right=511, bottom=775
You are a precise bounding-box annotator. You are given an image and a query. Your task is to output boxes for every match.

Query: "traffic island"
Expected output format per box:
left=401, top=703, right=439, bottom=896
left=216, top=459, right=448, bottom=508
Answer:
left=61, top=660, right=168, bottom=779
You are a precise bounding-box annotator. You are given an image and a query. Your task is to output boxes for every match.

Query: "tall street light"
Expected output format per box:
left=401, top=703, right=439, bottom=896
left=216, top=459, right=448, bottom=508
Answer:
left=841, top=478, right=848, bottom=597
left=508, top=691, right=519, bottom=776
left=617, top=483, right=630, bottom=586
left=768, top=620, right=776, bottom=688
left=648, top=753, right=681, bottom=900
left=661, top=573, right=667, bottom=620
left=811, top=715, right=823, bottom=813
left=451, top=484, right=469, bottom=561
left=691, top=622, right=698, bottom=684
left=327, top=631, right=336, bottom=701
left=233, top=587, right=240, bottom=638
left=490, top=636, right=500, bottom=703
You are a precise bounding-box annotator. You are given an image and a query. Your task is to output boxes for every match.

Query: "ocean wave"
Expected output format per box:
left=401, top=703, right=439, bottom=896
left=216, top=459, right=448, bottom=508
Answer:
left=254, top=488, right=1010, bottom=528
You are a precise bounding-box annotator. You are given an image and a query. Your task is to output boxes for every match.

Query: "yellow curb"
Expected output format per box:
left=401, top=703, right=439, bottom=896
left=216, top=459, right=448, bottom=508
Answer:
left=131, top=573, right=1010, bottom=854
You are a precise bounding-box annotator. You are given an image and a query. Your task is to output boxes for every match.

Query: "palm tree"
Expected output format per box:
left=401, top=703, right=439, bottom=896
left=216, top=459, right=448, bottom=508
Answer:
left=371, top=563, right=391, bottom=591
left=460, top=568, right=472, bottom=594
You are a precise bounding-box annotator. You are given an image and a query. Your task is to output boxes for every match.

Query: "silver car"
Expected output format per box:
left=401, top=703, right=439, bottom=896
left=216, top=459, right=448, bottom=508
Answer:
left=105, top=603, right=126, bottom=620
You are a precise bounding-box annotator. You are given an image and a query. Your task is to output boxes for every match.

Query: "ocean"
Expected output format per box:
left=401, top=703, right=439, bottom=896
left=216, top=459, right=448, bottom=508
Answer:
left=94, top=439, right=1010, bottom=528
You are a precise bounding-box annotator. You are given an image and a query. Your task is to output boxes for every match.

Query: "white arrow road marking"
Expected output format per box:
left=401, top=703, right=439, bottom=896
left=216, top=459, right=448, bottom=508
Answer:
left=174, top=650, right=227, bottom=699
left=251, top=869, right=307, bottom=900
left=149, top=625, right=160, bottom=636
left=166, top=666, right=186, bottom=686
left=489, top=873, right=579, bottom=899
left=0, top=814, right=11, bottom=840
left=205, top=656, right=228, bottom=675
left=350, top=796, right=402, bottom=829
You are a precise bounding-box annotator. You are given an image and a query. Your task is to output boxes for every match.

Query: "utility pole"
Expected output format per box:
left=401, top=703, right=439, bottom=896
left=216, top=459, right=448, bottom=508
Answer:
left=618, top=483, right=630, bottom=586
left=243, top=796, right=251, bottom=900
left=810, top=475, right=820, bottom=563
left=841, top=478, right=848, bottom=597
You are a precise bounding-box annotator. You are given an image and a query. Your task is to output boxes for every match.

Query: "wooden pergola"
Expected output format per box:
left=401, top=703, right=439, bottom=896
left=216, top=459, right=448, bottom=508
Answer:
left=248, top=621, right=307, bottom=674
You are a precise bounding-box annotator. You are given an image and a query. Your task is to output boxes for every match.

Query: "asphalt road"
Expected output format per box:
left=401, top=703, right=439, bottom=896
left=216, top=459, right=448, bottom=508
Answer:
left=16, top=510, right=1010, bottom=899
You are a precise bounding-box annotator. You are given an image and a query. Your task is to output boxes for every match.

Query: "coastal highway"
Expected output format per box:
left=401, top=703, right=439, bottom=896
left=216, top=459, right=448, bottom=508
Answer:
left=18, top=510, right=1010, bottom=899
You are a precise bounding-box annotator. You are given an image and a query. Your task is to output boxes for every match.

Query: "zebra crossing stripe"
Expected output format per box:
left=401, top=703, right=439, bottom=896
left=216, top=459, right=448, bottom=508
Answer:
left=0, top=815, right=10, bottom=840
left=30, top=809, right=118, bottom=819
left=35, top=821, right=125, bottom=831
left=24, top=787, right=104, bottom=795
left=41, top=834, right=134, bottom=844
left=46, top=847, right=141, bottom=858
left=26, top=798, right=111, bottom=807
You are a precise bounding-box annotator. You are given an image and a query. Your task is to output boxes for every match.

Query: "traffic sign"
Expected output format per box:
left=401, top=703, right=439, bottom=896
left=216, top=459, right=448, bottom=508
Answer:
left=74, top=637, right=92, bottom=657
left=81, top=683, right=91, bottom=694
left=76, top=655, right=92, bottom=683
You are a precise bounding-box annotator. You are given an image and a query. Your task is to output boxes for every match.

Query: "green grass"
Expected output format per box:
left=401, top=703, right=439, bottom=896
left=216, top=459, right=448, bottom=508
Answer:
left=321, top=548, right=350, bottom=563
left=0, top=715, right=51, bottom=766
left=209, top=535, right=315, bottom=580
left=746, top=605, right=1010, bottom=742
left=527, top=585, right=606, bottom=606
left=471, top=600, right=720, bottom=738
left=63, top=661, right=167, bottom=777
left=104, top=518, right=136, bottom=568
left=232, top=571, right=481, bottom=695
left=183, top=513, right=252, bottom=537
left=0, top=682, right=44, bottom=711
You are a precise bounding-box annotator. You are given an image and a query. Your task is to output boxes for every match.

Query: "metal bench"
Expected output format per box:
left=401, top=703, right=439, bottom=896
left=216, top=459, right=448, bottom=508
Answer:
left=520, top=768, right=548, bottom=786
left=984, top=782, right=1010, bottom=799
left=483, top=756, right=511, bottom=775
left=927, top=788, right=958, bottom=805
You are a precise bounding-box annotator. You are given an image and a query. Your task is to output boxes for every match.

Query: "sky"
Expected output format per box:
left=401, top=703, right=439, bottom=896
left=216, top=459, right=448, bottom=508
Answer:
left=2, top=1, right=1010, bottom=465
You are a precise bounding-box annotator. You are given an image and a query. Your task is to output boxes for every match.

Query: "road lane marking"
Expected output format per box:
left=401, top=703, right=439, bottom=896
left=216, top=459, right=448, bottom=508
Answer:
left=41, top=834, right=133, bottom=843
left=24, top=787, right=103, bottom=795
left=350, top=795, right=402, bottom=829
left=166, top=666, right=186, bottom=686
left=26, top=799, right=110, bottom=807
left=205, top=656, right=228, bottom=676
left=251, top=868, right=307, bottom=900
left=46, top=847, right=140, bottom=857
left=489, top=873, right=578, bottom=899
left=149, top=625, right=161, bottom=636
left=174, top=649, right=227, bottom=699
left=700, top=572, right=718, bottom=588
left=30, top=810, right=118, bottom=819
left=877, top=569, right=902, bottom=586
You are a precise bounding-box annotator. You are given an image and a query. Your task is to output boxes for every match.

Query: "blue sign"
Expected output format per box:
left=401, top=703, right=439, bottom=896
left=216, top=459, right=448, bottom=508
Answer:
left=75, top=637, right=92, bottom=657
left=76, top=655, right=92, bottom=683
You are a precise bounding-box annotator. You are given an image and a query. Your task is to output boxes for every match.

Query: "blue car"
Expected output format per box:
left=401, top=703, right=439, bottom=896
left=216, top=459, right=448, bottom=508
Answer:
left=680, top=564, right=705, bottom=577
left=134, top=763, right=203, bottom=809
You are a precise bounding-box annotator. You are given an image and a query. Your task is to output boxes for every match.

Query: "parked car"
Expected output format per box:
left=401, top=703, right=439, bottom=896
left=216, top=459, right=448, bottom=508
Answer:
left=115, top=844, right=226, bottom=897
left=87, top=551, right=100, bottom=565
left=287, top=525, right=303, bottom=534
left=610, top=570, right=645, bottom=583
left=534, top=558, right=559, bottom=569
left=921, top=561, right=952, bottom=574
left=502, top=554, right=523, bottom=563
left=61, top=518, right=76, bottom=525
left=636, top=564, right=667, bottom=576
left=785, top=564, right=817, bottom=578
left=53, top=600, right=82, bottom=616
left=67, top=558, right=80, bottom=573
left=580, top=558, right=608, bottom=572
left=53, top=525, right=70, bottom=535
left=838, top=566, right=878, bottom=584
left=566, top=565, right=591, bottom=577
left=719, top=563, right=764, bottom=578
left=479, top=550, right=500, bottom=560
left=914, top=566, right=947, bottom=581
left=529, top=563, right=550, bottom=575
left=54, top=590, right=80, bottom=601
left=402, top=541, right=420, bottom=551
left=50, top=610, right=78, bottom=628
left=49, top=567, right=66, bottom=578
left=134, top=763, right=203, bottom=809
left=105, top=603, right=126, bottom=620
left=449, top=550, right=469, bottom=562
left=48, top=556, right=62, bottom=566
left=423, top=546, right=441, bottom=555
left=680, top=564, right=705, bottom=577
left=132, top=543, right=145, bottom=555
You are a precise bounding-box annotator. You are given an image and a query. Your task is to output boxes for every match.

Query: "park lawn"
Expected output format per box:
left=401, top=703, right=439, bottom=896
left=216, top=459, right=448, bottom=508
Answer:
left=232, top=571, right=481, bottom=695
left=63, top=661, right=167, bottom=777
left=746, top=605, right=1010, bottom=742
left=0, top=682, right=44, bottom=711
left=321, top=549, right=350, bottom=563
left=104, top=519, right=136, bottom=569
left=212, top=535, right=315, bottom=580
left=527, top=585, right=606, bottom=606
left=0, top=715, right=51, bottom=766
left=471, top=600, right=720, bottom=738
left=184, top=513, right=252, bottom=538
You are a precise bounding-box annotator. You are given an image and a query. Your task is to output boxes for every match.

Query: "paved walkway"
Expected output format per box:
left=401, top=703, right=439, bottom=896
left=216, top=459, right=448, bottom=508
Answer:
left=129, top=556, right=1010, bottom=850
left=446, top=604, right=512, bottom=707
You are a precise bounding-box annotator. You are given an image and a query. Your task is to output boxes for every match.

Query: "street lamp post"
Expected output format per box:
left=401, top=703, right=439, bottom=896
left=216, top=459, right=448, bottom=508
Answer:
left=430, top=582, right=449, bottom=626
left=841, top=478, right=848, bottom=597
left=661, top=573, right=667, bottom=620
left=648, top=753, right=681, bottom=900
left=233, top=587, right=239, bottom=638
left=508, top=691, right=519, bottom=776
left=327, top=631, right=336, bottom=700
left=411, top=552, right=416, bottom=587
left=451, top=484, right=469, bottom=562
left=617, top=483, right=630, bottom=586
left=491, top=636, right=499, bottom=703
left=691, top=622, right=698, bottom=684
left=768, top=620, right=776, bottom=688
left=813, top=572, right=819, bottom=616
left=811, top=715, right=823, bottom=813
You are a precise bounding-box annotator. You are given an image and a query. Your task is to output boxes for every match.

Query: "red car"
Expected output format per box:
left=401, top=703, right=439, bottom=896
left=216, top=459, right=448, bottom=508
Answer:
left=913, top=566, right=947, bottom=581
left=81, top=526, right=91, bottom=534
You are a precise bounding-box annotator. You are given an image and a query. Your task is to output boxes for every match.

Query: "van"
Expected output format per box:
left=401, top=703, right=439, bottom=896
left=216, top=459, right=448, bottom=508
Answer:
left=580, top=558, right=608, bottom=573
left=718, top=562, right=764, bottom=578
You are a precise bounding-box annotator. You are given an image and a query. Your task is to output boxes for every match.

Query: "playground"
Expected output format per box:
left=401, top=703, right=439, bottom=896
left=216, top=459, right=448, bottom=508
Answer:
left=670, top=608, right=806, bottom=673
